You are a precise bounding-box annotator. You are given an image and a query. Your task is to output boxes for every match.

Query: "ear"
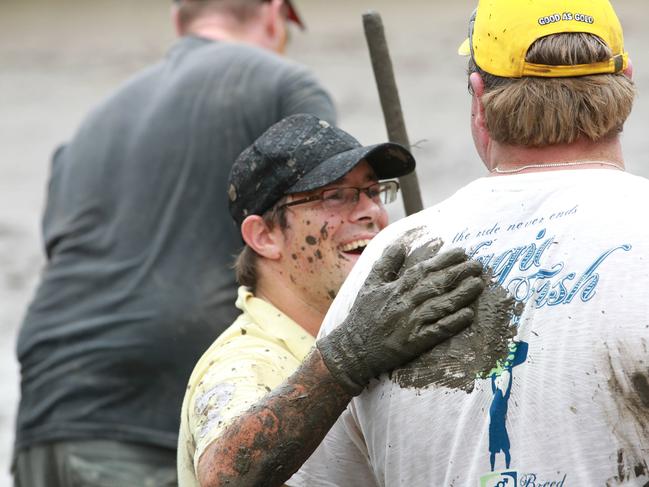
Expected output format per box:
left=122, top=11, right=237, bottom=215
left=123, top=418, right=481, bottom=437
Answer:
left=262, top=0, right=285, bottom=48
left=469, top=72, right=486, bottom=129
left=623, top=57, right=634, bottom=80
left=240, top=215, right=283, bottom=260
left=468, top=72, right=493, bottom=168
left=171, top=2, right=183, bottom=36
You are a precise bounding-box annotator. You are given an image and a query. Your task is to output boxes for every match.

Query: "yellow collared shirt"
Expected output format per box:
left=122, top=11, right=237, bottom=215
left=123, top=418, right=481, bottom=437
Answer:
left=177, top=286, right=315, bottom=487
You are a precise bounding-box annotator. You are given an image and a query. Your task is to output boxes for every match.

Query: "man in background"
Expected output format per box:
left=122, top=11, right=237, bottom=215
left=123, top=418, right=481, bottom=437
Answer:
left=178, top=114, right=486, bottom=486
left=13, top=1, right=334, bottom=485
left=295, top=0, right=649, bottom=485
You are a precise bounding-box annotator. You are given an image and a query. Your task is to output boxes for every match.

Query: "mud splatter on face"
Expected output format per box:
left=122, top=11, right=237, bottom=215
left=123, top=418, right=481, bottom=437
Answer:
left=390, top=228, right=521, bottom=392
left=320, top=221, right=329, bottom=241
left=315, top=249, right=323, bottom=260
left=305, top=236, right=317, bottom=245
left=291, top=253, right=297, bottom=260
left=327, top=289, right=336, bottom=300
left=307, top=257, right=314, bottom=263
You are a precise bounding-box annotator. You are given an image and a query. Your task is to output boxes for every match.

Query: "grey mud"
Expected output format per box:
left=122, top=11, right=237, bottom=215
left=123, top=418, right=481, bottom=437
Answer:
left=392, top=229, right=521, bottom=392
left=605, top=341, right=649, bottom=484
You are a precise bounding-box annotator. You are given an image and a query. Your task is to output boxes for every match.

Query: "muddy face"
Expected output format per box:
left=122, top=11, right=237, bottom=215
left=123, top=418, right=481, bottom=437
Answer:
left=390, top=231, right=521, bottom=392
left=280, top=162, right=388, bottom=314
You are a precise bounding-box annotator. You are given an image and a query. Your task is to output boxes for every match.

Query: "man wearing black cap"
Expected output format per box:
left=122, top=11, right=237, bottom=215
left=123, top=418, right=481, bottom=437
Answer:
left=177, top=114, right=486, bottom=486
left=13, top=1, right=334, bottom=486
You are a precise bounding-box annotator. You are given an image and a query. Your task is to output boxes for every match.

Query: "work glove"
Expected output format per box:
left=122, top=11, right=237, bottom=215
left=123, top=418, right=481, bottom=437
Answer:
left=317, top=240, right=485, bottom=396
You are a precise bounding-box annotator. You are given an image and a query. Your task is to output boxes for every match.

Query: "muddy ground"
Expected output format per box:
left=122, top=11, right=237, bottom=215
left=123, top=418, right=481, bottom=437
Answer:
left=1, top=0, right=648, bottom=483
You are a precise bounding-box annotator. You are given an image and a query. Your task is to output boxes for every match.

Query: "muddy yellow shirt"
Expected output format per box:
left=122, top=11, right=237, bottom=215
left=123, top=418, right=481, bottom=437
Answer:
left=177, top=286, right=315, bottom=487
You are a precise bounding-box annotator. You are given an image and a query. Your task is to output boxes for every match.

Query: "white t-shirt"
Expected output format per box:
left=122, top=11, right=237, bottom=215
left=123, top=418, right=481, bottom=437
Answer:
left=293, top=169, right=649, bottom=487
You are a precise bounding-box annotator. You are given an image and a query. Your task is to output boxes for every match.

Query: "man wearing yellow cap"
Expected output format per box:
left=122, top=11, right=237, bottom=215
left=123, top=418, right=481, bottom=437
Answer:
left=293, top=1, right=649, bottom=485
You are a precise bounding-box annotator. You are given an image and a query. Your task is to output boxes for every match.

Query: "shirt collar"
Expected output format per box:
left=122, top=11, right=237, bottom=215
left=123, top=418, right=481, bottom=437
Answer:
left=236, top=287, right=315, bottom=361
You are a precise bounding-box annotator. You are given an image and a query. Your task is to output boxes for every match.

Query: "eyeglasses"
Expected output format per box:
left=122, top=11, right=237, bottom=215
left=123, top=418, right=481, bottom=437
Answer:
left=277, top=181, right=400, bottom=211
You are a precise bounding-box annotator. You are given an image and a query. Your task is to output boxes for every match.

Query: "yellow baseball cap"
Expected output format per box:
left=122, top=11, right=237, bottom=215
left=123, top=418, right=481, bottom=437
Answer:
left=458, top=0, right=628, bottom=78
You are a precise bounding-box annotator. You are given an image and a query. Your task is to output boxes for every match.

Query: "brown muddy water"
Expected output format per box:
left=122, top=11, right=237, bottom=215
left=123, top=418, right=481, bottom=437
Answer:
left=2, top=0, right=649, bottom=484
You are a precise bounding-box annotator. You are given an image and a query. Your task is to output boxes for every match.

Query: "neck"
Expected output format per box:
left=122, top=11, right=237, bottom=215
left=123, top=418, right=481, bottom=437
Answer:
left=186, top=24, right=250, bottom=43
left=255, top=267, right=326, bottom=338
left=182, top=17, right=271, bottom=50
left=486, top=136, right=625, bottom=175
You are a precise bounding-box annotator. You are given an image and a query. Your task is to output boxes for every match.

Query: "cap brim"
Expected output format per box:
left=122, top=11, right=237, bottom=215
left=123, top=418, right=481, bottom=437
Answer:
left=286, top=0, right=305, bottom=30
left=286, top=142, right=415, bottom=194
left=458, top=37, right=471, bottom=56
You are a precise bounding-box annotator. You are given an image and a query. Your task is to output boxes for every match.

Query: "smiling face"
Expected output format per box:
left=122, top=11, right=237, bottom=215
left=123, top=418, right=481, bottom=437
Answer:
left=276, top=160, right=389, bottom=314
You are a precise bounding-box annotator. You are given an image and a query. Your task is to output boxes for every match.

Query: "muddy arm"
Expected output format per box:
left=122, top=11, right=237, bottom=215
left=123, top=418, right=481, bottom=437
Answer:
left=197, top=347, right=350, bottom=487
left=196, top=245, right=484, bottom=486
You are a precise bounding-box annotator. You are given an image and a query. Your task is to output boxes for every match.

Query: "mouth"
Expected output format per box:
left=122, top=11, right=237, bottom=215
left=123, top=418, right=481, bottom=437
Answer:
left=341, top=238, right=372, bottom=256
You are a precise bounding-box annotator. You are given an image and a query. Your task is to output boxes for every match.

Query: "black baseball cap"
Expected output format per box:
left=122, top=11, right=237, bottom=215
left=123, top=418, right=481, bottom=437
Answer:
left=228, top=113, right=415, bottom=226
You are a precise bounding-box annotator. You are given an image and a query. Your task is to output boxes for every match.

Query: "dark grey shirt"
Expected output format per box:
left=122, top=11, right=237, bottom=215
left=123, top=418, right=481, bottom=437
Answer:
left=15, top=36, right=336, bottom=452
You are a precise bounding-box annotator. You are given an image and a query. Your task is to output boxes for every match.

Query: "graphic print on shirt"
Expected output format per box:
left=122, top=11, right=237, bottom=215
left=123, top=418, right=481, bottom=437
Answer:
left=467, top=228, right=631, bottom=309
left=487, top=342, right=529, bottom=472
left=453, top=206, right=633, bottom=486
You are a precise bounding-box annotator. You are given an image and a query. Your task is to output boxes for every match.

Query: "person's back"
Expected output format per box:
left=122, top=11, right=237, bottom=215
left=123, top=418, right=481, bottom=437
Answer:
left=293, top=1, right=649, bottom=485
left=296, top=170, right=649, bottom=486
left=14, top=1, right=335, bottom=484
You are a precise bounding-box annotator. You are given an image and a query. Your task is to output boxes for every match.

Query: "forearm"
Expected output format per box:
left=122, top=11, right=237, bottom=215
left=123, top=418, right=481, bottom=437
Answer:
left=197, top=347, right=352, bottom=487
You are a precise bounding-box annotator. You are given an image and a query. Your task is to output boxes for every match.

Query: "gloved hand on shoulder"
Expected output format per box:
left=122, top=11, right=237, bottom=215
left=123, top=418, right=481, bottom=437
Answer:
left=317, top=240, right=485, bottom=396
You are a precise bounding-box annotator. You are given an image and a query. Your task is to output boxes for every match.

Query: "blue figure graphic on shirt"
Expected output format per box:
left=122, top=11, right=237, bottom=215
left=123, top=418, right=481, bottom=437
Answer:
left=488, top=341, right=529, bottom=472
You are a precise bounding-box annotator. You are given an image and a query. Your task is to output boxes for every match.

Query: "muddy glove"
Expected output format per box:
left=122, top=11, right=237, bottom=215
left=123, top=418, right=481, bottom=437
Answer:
left=316, top=242, right=485, bottom=396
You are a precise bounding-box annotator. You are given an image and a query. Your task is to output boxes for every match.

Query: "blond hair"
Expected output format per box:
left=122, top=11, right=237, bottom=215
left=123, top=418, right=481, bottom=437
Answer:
left=470, top=33, right=635, bottom=147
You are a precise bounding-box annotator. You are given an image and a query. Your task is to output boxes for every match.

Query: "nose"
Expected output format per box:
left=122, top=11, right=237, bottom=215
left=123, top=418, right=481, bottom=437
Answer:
left=348, top=190, right=385, bottom=224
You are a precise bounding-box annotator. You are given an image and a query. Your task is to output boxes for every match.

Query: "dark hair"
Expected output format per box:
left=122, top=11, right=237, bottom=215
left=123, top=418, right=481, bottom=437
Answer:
left=234, top=203, right=288, bottom=291
left=468, top=33, right=635, bottom=146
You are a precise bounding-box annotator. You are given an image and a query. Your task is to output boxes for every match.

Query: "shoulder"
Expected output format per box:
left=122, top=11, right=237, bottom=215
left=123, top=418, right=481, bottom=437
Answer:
left=189, top=312, right=301, bottom=384
left=190, top=40, right=308, bottom=73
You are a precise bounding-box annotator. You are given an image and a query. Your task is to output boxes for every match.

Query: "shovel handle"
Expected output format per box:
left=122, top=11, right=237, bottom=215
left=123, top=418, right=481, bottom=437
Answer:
left=363, top=11, right=424, bottom=216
